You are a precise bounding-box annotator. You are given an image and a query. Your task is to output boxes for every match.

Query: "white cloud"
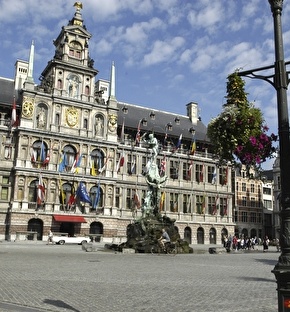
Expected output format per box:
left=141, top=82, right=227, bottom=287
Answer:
left=143, top=36, right=185, bottom=66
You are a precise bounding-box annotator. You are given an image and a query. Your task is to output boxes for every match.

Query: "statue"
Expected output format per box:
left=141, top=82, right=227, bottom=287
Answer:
left=95, top=116, right=104, bottom=136
left=141, top=133, right=167, bottom=217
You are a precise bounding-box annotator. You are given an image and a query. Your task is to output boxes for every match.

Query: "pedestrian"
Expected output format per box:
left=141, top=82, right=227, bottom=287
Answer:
left=47, top=229, right=54, bottom=245
left=263, top=236, right=269, bottom=252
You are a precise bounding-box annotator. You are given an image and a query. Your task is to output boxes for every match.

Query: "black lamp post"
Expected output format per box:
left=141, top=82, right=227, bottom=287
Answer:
left=238, top=1, right=290, bottom=310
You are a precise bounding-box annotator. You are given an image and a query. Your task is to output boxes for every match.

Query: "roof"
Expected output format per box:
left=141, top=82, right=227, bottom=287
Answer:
left=117, top=102, right=209, bottom=142
left=0, top=77, right=16, bottom=107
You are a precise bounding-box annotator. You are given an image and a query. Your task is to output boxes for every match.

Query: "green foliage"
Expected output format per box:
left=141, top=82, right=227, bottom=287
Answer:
left=207, top=72, right=277, bottom=168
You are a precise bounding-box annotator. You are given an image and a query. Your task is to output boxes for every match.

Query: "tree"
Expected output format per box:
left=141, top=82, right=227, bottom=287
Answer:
left=207, top=72, right=277, bottom=171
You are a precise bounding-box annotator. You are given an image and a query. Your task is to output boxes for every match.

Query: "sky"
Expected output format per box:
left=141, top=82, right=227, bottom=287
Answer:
left=1, top=0, right=290, bottom=170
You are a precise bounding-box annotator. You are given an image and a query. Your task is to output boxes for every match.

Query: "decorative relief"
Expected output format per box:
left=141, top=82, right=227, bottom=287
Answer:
left=65, top=107, right=79, bottom=127
left=22, top=97, right=35, bottom=118
left=108, top=114, right=117, bottom=133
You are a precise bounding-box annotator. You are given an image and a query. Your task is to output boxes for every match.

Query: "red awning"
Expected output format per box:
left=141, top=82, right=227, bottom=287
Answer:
left=53, top=215, right=87, bottom=223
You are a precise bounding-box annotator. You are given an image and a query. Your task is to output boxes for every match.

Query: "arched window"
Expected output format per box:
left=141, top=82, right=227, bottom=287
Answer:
left=209, top=227, right=216, bottom=244
left=55, top=113, right=60, bottom=126
left=90, top=149, right=104, bottom=175
left=85, top=85, right=90, bottom=95
left=61, top=145, right=77, bottom=172
left=83, top=118, right=88, bottom=129
left=28, top=180, right=38, bottom=203
left=69, top=41, right=82, bottom=59
left=184, top=227, right=192, bottom=244
left=197, top=227, right=204, bottom=244
left=31, top=140, right=48, bottom=167
left=57, top=79, right=63, bottom=89
left=59, top=182, right=75, bottom=211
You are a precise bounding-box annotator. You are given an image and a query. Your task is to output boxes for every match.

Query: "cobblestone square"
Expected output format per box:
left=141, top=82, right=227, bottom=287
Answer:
left=0, top=242, right=279, bottom=312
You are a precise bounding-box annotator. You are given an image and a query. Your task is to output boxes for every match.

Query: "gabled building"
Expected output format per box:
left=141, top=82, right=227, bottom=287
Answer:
left=0, top=3, right=234, bottom=244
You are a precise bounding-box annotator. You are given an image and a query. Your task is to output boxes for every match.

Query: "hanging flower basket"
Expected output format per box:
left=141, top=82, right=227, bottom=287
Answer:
left=207, top=72, right=277, bottom=170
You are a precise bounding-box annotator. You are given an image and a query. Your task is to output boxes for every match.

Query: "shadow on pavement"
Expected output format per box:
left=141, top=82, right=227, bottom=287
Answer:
left=43, top=299, right=80, bottom=312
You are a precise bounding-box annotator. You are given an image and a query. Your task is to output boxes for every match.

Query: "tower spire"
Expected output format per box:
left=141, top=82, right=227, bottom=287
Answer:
left=109, top=61, right=116, bottom=100
left=24, top=40, right=35, bottom=90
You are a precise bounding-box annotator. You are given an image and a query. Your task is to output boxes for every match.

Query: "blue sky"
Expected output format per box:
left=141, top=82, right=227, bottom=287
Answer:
left=1, top=0, right=290, bottom=170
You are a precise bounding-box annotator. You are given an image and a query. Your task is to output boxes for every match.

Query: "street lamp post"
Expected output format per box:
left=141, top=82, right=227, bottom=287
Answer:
left=238, top=1, right=290, bottom=310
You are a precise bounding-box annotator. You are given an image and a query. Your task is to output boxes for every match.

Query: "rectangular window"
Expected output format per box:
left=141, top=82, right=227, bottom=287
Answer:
left=169, top=193, right=178, bottom=212
left=250, top=184, right=255, bottom=193
left=242, top=196, right=247, bottom=206
left=208, top=196, right=215, bottom=215
left=208, top=166, right=215, bottom=184
left=1, top=187, right=8, bottom=200
left=196, top=195, right=204, bottom=214
left=250, top=197, right=256, bottom=207
left=183, top=194, right=191, bottom=213
left=241, top=211, right=248, bottom=222
left=263, top=187, right=271, bottom=195
left=183, top=162, right=192, bottom=181
left=242, top=183, right=246, bottom=192
left=115, top=187, right=120, bottom=208
left=170, top=160, right=179, bottom=179
left=250, top=212, right=257, bottom=223
left=2, top=176, right=9, bottom=184
left=264, top=199, right=272, bottom=209
left=195, top=164, right=204, bottom=183
left=219, top=167, right=228, bottom=185
left=220, top=197, right=227, bottom=216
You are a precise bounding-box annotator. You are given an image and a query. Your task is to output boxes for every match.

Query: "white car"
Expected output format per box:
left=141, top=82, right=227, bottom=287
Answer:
left=53, top=235, right=91, bottom=245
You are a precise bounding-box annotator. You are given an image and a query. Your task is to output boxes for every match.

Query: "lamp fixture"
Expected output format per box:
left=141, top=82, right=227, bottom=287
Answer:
left=122, top=106, right=128, bottom=114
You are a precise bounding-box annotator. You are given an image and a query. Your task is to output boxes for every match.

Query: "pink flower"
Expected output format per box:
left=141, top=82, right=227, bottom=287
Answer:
left=249, top=137, right=257, bottom=146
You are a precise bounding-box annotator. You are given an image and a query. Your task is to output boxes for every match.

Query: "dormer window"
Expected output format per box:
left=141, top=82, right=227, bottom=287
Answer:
left=69, top=41, right=82, bottom=59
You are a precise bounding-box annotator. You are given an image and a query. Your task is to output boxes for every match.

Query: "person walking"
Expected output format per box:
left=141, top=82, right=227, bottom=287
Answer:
left=47, top=229, right=54, bottom=245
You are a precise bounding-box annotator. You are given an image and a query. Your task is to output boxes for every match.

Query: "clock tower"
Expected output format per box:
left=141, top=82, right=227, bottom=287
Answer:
left=39, top=2, right=98, bottom=101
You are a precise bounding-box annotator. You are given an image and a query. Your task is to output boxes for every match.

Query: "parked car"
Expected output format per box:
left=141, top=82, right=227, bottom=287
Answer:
left=53, top=234, right=91, bottom=245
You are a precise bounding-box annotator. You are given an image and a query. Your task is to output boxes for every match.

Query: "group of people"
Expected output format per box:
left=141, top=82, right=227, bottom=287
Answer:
left=223, top=235, right=276, bottom=252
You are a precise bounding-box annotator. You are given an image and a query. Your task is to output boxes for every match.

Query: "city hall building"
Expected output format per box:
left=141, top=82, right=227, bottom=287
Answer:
left=0, top=3, right=234, bottom=244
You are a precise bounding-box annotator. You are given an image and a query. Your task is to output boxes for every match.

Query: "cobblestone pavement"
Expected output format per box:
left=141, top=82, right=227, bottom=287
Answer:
left=0, top=242, right=279, bottom=312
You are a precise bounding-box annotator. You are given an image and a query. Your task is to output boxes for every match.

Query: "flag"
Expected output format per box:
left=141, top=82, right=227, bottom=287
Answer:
left=90, top=156, right=97, bottom=176
left=159, top=155, right=166, bottom=176
left=211, top=167, right=217, bottom=184
left=128, top=159, right=136, bottom=175
left=163, top=132, right=168, bottom=149
left=116, top=153, right=125, bottom=172
left=160, top=191, right=165, bottom=210
left=11, top=97, right=17, bottom=127
left=76, top=181, right=92, bottom=204
left=213, top=195, right=219, bottom=215
left=40, top=142, right=46, bottom=163
left=133, top=190, right=141, bottom=209
left=59, top=179, right=66, bottom=206
left=224, top=196, right=229, bottom=216
left=92, top=181, right=101, bottom=209
left=199, top=164, right=204, bottom=183
left=42, top=150, right=50, bottom=167
left=67, top=186, right=76, bottom=210
left=176, top=134, right=182, bottom=149
left=37, top=174, right=45, bottom=205
left=120, top=118, right=125, bottom=142
left=135, top=120, right=141, bottom=145
left=58, top=152, right=67, bottom=172
left=71, top=152, right=82, bottom=173
left=201, top=195, right=206, bottom=214
left=99, top=157, right=109, bottom=173
left=172, top=134, right=182, bottom=152
left=222, top=167, right=228, bottom=185
left=30, top=147, right=37, bottom=163
left=187, top=160, right=193, bottom=180
left=190, top=136, right=196, bottom=155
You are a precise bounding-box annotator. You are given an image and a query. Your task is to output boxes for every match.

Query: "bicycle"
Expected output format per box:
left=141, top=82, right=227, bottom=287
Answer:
left=151, top=241, right=177, bottom=256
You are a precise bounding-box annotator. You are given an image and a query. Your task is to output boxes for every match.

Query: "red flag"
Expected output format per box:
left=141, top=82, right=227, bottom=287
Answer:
left=117, top=153, right=125, bottom=172
left=135, top=120, right=141, bottom=145
left=11, top=97, right=17, bottom=127
left=42, top=150, right=50, bottom=167
left=37, top=174, right=45, bottom=205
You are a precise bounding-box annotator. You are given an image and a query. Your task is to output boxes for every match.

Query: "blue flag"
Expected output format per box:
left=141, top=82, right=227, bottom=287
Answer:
left=58, top=152, right=67, bottom=172
left=92, top=181, right=101, bottom=209
left=76, top=182, right=92, bottom=204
